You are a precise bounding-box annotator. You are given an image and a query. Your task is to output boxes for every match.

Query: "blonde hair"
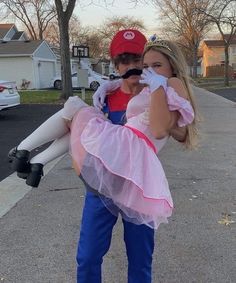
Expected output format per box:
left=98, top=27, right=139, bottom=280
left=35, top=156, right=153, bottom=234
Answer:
left=143, top=40, right=199, bottom=149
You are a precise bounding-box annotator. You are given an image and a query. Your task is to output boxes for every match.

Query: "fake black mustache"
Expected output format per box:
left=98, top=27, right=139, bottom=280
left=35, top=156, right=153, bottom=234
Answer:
left=121, top=68, right=142, bottom=79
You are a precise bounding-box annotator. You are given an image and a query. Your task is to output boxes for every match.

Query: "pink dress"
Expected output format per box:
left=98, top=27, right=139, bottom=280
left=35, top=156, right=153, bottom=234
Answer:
left=69, top=87, right=194, bottom=229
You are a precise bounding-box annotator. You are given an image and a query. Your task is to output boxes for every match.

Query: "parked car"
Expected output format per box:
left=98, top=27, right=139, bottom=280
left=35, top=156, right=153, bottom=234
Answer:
left=109, top=71, right=120, bottom=80
left=0, top=80, right=20, bottom=111
left=51, top=71, right=108, bottom=91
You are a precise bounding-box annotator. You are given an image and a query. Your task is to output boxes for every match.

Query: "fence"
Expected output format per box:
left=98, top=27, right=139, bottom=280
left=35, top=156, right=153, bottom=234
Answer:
left=206, top=65, right=233, bottom=77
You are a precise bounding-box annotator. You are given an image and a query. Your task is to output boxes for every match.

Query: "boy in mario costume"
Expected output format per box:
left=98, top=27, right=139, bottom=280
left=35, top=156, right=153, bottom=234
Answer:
left=76, top=29, right=154, bottom=283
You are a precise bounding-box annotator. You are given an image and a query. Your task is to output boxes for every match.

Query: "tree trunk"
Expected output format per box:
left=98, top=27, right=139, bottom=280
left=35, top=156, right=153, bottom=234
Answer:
left=58, top=16, right=73, bottom=100
left=192, top=45, right=198, bottom=78
left=224, top=45, right=229, bottom=87
left=55, top=0, right=76, bottom=100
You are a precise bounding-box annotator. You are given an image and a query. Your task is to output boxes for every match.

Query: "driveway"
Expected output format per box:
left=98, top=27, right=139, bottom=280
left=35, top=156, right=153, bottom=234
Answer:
left=0, top=104, right=62, bottom=181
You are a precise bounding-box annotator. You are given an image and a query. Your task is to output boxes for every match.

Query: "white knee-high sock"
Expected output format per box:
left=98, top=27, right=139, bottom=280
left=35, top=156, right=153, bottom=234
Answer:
left=18, top=109, right=69, bottom=151
left=30, top=133, right=70, bottom=165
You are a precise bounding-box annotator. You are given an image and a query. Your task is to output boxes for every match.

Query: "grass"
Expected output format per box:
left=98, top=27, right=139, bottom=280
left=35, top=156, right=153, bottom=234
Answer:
left=192, top=77, right=236, bottom=90
left=19, top=89, right=94, bottom=105
left=19, top=79, right=236, bottom=104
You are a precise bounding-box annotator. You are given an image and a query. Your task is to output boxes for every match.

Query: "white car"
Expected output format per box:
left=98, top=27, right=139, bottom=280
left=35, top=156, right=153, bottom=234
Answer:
left=109, top=71, right=120, bottom=80
left=0, top=80, right=20, bottom=111
left=51, top=71, right=108, bottom=91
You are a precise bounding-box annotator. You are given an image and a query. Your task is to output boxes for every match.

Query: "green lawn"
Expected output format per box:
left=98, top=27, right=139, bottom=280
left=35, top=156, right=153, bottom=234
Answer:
left=193, top=77, right=236, bottom=90
left=19, top=80, right=236, bottom=105
left=19, top=89, right=94, bottom=105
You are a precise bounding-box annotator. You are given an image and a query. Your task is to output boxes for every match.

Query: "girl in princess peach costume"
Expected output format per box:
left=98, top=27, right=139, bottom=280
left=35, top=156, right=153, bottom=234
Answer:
left=8, top=38, right=198, bottom=229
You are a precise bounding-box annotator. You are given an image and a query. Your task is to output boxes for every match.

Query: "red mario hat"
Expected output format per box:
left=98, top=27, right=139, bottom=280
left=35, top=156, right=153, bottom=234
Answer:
left=110, top=29, right=147, bottom=58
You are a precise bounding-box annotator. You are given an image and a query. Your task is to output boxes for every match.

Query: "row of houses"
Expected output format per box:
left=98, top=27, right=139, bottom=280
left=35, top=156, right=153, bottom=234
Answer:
left=0, top=23, right=236, bottom=90
left=0, top=23, right=109, bottom=90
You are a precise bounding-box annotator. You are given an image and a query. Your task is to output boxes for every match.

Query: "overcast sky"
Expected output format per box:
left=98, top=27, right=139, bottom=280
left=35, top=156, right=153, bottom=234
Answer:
left=75, top=0, right=159, bottom=36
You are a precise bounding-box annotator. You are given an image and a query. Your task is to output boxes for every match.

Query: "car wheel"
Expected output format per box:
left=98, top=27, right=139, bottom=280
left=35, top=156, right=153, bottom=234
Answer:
left=109, top=74, right=116, bottom=80
left=54, top=80, right=62, bottom=90
left=90, top=81, right=100, bottom=91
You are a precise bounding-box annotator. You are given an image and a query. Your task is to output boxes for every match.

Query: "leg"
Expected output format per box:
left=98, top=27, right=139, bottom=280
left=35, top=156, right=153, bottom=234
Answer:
left=24, top=133, right=70, bottom=187
left=77, top=190, right=118, bottom=283
left=18, top=109, right=70, bottom=151
left=123, top=219, right=155, bottom=283
left=30, top=133, right=70, bottom=165
left=18, top=96, right=88, bottom=151
left=8, top=96, right=88, bottom=180
left=8, top=108, right=69, bottom=175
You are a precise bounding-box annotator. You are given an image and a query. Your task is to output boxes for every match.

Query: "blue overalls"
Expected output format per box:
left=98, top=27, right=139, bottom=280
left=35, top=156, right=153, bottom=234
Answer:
left=76, top=90, right=155, bottom=283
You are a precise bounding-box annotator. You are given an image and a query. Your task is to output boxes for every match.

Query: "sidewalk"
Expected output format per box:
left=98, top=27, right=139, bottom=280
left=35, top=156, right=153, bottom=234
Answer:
left=0, top=87, right=236, bottom=283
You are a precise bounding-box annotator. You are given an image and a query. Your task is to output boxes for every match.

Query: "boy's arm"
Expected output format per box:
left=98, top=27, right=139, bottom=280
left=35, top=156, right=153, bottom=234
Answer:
left=93, top=79, right=122, bottom=109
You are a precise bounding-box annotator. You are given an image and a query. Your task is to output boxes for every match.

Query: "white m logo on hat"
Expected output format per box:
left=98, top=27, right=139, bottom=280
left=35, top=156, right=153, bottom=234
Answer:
left=123, top=31, right=135, bottom=40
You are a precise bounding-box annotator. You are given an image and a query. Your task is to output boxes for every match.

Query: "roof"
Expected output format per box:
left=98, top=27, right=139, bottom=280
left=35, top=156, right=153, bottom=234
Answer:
left=0, top=23, right=15, bottom=29
left=0, top=23, right=15, bottom=39
left=0, top=40, right=44, bottom=56
left=223, top=34, right=236, bottom=41
left=204, top=38, right=236, bottom=47
left=50, top=46, right=60, bottom=58
left=11, top=31, right=24, bottom=40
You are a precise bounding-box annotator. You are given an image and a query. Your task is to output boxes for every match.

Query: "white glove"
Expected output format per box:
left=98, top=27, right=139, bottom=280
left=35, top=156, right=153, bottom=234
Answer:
left=138, top=108, right=150, bottom=125
left=92, top=79, right=122, bottom=109
left=139, top=67, right=168, bottom=93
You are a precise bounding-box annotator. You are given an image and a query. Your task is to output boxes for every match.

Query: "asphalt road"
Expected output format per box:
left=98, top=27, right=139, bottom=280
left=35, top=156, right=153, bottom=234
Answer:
left=1, top=86, right=235, bottom=283
left=207, top=87, right=236, bottom=102
left=0, top=104, right=62, bottom=181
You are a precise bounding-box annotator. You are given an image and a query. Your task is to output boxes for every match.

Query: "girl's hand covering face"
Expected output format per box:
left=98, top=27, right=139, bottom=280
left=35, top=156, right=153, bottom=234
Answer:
left=139, top=67, right=168, bottom=93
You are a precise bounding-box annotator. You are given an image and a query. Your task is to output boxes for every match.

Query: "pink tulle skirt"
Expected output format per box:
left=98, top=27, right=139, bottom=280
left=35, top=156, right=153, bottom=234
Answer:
left=70, top=107, right=173, bottom=229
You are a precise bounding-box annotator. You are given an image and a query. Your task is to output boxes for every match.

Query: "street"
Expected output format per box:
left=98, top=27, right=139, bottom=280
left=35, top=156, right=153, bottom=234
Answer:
left=0, top=86, right=235, bottom=282
left=0, top=104, right=62, bottom=181
left=207, top=87, right=236, bottom=102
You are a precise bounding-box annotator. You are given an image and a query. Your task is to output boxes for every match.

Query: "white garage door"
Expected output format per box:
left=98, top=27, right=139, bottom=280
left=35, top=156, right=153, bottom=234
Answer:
left=38, top=61, right=55, bottom=89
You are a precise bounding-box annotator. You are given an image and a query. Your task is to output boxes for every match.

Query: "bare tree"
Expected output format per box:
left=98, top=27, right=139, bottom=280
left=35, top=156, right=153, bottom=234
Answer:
left=133, top=0, right=212, bottom=78
left=198, top=0, right=236, bottom=86
left=54, top=0, right=76, bottom=100
left=71, top=29, right=105, bottom=58
left=44, top=15, right=83, bottom=47
left=99, top=15, right=145, bottom=40
left=1, top=0, right=57, bottom=40
left=43, top=19, right=61, bottom=46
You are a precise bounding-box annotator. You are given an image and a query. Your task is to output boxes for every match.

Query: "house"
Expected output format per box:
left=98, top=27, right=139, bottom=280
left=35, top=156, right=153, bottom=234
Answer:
left=201, top=35, right=236, bottom=77
left=0, top=23, right=106, bottom=89
left=90, top=58, right=110, bottom=76
left=0, top=23, right=28, bottom=41
left=50, top=45, right=81, bottom=75
left=0, top=23, right=57, bottom=89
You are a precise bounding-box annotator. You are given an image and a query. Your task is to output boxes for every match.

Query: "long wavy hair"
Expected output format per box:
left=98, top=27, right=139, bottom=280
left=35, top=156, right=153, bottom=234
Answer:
left=143, top=40, right=200, bottom=149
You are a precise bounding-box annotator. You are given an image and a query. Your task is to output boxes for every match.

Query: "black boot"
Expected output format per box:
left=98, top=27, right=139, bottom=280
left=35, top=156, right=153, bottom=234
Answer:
left=26, top=163, right=44, bottom=188
left=8, top=147, right=30, bottom=179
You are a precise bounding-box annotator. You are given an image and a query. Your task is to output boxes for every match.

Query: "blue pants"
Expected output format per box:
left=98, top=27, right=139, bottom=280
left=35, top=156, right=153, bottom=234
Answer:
left=76, top=191, right=155, bottom=283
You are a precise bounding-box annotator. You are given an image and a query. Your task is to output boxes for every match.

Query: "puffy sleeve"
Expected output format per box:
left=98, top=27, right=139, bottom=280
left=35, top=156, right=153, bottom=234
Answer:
left=166, top=86, right=194, bottom=127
